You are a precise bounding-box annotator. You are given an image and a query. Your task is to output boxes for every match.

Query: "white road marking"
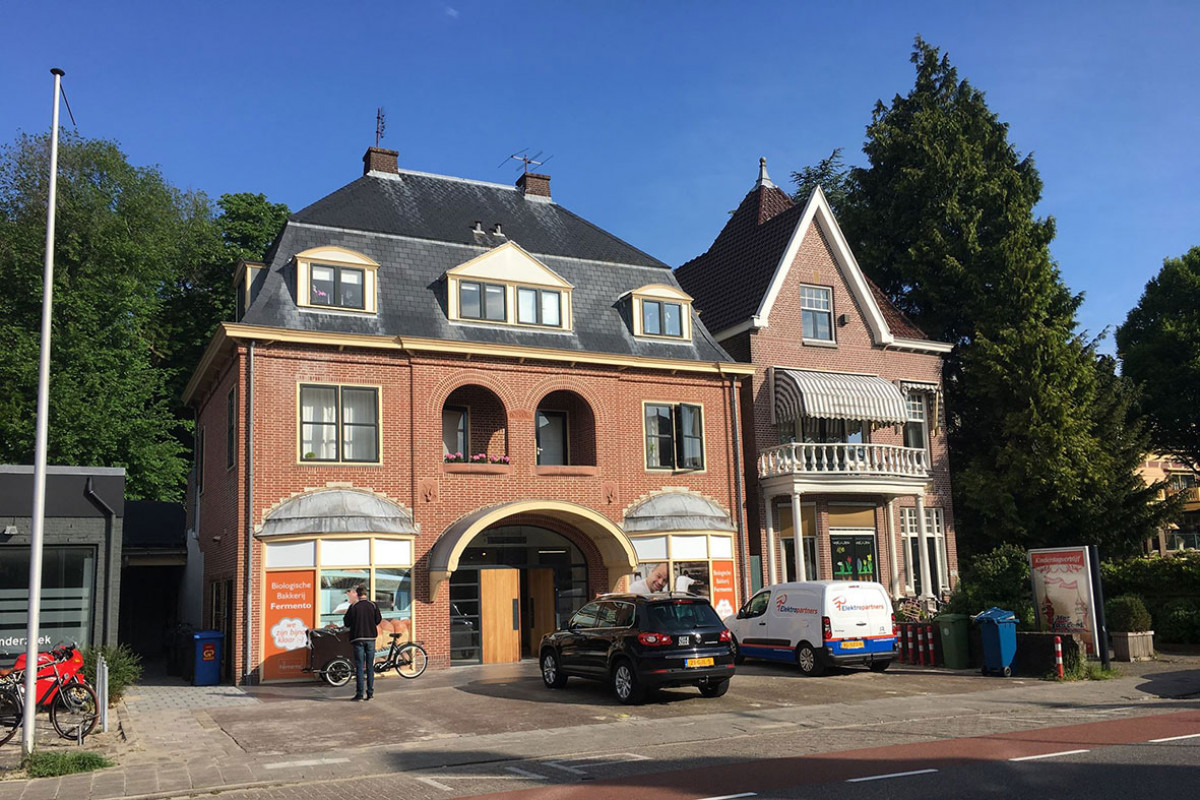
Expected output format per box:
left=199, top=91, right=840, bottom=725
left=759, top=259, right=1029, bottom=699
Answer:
left=847, top=768, right=938, bottom=783
left=1149, top=732, right=1200, bottom=743
left=756, top=722, right=795, bottom=730
left=695, top=794, right=758, bottom=800
left=417, top=777, right=455, bottom=791
left=544, top=752, right=651, bottom=774
left=505, top=766, right=549, bottom=780
left=1009, top=749, right=1091, bottom=762
left=417, top=773, right=545, bottom=792
left=263, top=757, right=350, bottom=769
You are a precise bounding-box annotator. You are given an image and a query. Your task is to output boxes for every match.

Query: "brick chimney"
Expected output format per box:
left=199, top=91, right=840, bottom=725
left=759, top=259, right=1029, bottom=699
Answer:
left=363, top=147, right=399, bottom=176
left=516, top=172, right=551, bottom=198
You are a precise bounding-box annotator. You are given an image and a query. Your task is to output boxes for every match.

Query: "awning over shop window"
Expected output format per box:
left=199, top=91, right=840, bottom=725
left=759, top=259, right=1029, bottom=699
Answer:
left=257, top=489, right=417, bottom=537
left=773, top=368, right=908, bottom=424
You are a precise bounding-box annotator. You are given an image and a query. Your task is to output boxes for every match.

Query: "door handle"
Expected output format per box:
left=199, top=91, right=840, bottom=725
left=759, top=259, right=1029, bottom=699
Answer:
left=758, top=621, right=767, bottom=626
left=512, top=598, right=520, bottom=630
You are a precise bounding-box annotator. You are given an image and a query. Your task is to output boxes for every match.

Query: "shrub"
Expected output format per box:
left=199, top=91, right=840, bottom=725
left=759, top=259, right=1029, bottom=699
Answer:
left=25, top=751, right=112, bottom=777
left=1157, top=598, right=1200, bottom=644
left=945, top=544, right=1036, bottom=628
left=82, top=643, right=142, bottom=705
left=1106, top=595, right=1152, bottom=632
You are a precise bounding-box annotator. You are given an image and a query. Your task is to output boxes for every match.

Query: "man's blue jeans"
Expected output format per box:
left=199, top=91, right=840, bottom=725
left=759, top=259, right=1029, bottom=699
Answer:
left=352, top=639, right=376, bottom=697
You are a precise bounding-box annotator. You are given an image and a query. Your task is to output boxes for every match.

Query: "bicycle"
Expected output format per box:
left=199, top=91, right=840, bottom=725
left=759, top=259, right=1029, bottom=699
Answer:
left=0, top=644, right=98, bottom=745
left=372, top=634, right=427, bottom=679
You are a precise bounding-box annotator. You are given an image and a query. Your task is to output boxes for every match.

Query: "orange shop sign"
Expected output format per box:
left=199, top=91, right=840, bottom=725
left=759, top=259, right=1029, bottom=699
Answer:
left=262, top=570, right=315, bottom=681
left=710, top=560, right=737, bottom=620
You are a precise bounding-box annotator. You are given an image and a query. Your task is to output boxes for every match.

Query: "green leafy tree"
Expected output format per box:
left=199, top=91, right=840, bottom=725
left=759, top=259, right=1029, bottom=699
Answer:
left=0, top=132, right=200, bottom=500
left=157, top=192, right=289, bottom=414
left=1116, top=247, right=1200, bottom=466
left=834, top=39, right=1167, bottom=556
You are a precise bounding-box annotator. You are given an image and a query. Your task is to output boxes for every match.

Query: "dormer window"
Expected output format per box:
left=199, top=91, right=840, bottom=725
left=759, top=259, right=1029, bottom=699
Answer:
left=294, top=246, right=379, bottom=314
left=460, top=280, right=507, bottom=321
left=630, top=284, right=693, bottom=341
left=311, top=264, right=364, bottom=309
left=445, top=241, right=573, bottom=331
left=517, top=288, right=561, bottom=327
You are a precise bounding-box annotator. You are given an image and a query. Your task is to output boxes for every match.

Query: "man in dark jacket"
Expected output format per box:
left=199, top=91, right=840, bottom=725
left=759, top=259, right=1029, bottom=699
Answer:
left=343, top=584, right=382, bottom=700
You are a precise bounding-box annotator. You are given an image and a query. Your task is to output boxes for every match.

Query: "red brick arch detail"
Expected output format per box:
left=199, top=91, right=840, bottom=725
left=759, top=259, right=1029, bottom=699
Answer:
left=522, top=378, right=606, bottom=428
left=426, top=370, right=518, bottom=420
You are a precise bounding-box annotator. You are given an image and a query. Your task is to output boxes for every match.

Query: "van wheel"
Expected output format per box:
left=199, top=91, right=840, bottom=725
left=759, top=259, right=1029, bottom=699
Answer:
left=612, top=659, right=644, bottom=705
left=731, top=635, right=745, bottom=665
left=868, top=659, right=891, bottom=673
left=797, top=642, right=825, bottom=676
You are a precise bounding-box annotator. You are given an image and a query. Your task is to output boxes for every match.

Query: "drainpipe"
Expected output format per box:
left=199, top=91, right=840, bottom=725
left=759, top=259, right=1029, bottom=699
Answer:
left=84, top=477, right=116, bottom=647
left=244, top=342, right=255, bottom=683
left=729, top=376, right=750, bottom=602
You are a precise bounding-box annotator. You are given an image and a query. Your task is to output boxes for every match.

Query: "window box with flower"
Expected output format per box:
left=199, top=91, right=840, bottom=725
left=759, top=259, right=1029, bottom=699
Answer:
left=442, top=452, right=513, bottom=474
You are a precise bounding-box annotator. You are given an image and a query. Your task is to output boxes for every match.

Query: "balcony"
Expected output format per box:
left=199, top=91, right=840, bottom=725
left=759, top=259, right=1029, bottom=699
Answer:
left=758, top=442, right=930, bottom=496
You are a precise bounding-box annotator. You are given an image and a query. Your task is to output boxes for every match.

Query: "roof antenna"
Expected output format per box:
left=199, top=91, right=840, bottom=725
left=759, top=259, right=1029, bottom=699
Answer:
left=375, top=106, right=386, bottom=147
left=499, top=149, right=553, bottom=174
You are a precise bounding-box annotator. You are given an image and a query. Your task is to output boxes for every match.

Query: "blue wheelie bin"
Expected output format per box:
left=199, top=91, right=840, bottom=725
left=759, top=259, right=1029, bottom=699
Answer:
left=975, top=607, right=1017, bottom=676
left=193, top=630, right=225, bottom=686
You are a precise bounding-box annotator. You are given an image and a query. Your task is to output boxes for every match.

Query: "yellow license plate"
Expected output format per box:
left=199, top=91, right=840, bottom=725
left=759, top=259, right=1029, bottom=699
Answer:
left=685, top=657, right=715, bottom=668
left=840, top=640, right=864, bottom=650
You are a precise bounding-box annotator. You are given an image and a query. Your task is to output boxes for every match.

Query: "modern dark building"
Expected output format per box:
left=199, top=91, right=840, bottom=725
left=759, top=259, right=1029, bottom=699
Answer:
left=0, top=465, right=125, bottom=664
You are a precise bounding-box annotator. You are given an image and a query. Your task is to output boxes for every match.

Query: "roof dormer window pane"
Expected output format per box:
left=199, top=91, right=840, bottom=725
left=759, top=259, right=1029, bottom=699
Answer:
left=340, top=268, right=364, bottom=309
left=460, top=282, right=481, bottom=318
left=663, top=303, right=682, bottom=337
left=643, top=300, right=662, bottom=335
left=517, top=288, right=537, bottom=324
left=311, top=266, right=335, bottom=306
left=484, top=283, right=506, bottom=321
left=540, top=290, right=561, bottom=327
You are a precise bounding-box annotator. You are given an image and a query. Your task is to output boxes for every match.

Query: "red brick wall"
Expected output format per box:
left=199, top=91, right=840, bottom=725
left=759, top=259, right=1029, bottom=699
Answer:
left=195, top=341, right=744, bottom=680
left=742, top=217, right=957, bottom=597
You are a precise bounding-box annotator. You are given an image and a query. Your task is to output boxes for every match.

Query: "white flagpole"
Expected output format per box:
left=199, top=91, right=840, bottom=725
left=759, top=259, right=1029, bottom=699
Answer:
left=22, top=67, right=64, bottom=757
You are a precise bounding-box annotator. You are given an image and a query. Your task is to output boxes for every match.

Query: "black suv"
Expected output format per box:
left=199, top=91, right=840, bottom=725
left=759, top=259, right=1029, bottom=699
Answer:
left=538, top=593, right=736, bottom=704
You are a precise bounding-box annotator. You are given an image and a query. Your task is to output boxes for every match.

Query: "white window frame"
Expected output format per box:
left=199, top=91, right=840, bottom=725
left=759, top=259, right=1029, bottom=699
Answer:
left=900, top=506, right=949, bottom=594
left=800, top=284, right=834, bottom=343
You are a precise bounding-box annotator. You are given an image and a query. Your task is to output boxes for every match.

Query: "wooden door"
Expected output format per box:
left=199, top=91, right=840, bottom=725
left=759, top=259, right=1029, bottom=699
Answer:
left=480, top=568, right=521, bottom=664
left=527, top=568, right=557, bottom=652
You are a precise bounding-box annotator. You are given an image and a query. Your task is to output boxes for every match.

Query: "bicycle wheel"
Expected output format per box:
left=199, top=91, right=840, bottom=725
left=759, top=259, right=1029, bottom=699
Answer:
left=394, top=643, right=428, bottom=679
left=0, top=688, right=20, bottom=747
left=50, top=682, right=98, bottom=740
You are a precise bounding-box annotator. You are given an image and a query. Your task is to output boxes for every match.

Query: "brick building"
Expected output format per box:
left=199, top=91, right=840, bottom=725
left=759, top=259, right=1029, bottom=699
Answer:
left=184, top=148, right=753, bottom=683
left=676, top=160, right=957, bottom=600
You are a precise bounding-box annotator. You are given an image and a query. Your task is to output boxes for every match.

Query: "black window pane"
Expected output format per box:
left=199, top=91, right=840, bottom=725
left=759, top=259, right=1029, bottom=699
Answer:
left=460, top=282, right=481, bottom=319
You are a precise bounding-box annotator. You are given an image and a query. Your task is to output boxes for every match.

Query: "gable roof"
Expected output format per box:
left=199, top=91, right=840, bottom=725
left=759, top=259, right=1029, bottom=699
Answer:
left=676, top=164, right=949, bottom=354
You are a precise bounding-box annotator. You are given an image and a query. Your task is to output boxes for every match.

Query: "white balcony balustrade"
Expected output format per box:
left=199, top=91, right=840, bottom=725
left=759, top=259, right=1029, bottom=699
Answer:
left=758, top=442, right=929, bottom=481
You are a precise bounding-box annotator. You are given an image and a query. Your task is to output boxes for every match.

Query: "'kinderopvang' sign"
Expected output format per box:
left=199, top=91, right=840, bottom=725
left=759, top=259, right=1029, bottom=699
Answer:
left=1028, top=546, right=1100, bottom=655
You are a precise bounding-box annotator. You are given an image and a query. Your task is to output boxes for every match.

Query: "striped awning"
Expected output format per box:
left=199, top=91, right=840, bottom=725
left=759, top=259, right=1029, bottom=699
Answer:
left=773, top=369, right=909, bottom=424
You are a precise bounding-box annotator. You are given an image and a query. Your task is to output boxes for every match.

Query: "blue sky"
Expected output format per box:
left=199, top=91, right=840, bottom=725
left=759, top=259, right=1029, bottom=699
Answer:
left=4, top=1, right=1198, bottom=348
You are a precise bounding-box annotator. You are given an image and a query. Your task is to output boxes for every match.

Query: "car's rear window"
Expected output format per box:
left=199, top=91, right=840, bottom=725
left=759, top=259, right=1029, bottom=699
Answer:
left=643, top=601, right=723, bottom=632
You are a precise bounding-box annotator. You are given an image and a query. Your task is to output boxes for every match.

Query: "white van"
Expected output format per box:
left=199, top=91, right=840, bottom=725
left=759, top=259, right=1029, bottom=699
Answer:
left=723, top=581, right=896, bottom=675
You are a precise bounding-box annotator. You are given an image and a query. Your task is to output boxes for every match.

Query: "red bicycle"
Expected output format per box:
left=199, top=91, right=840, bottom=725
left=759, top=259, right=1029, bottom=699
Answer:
left=0, top=644, right=98, bottom=745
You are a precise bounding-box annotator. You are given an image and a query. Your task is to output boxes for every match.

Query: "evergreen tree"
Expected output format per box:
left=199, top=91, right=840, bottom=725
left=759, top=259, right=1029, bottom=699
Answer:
left=790, top=148, right=854, bottom=214
left=836, top=39, right=1167, bottom=556
left=1117, top=247, right=1200, bottom=467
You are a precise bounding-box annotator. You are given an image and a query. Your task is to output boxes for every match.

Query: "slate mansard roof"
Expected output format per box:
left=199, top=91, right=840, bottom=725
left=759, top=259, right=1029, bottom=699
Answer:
left=240, top=168, right=734, bottom=364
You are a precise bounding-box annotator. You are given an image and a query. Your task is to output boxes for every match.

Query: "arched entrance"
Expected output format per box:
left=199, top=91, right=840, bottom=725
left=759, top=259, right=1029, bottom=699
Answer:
left=428, top=501, right=638, bottom=666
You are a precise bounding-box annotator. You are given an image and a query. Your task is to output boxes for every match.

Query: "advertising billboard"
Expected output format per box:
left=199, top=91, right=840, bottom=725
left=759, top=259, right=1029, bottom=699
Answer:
left=1028, top=546, right=1100, bottom=655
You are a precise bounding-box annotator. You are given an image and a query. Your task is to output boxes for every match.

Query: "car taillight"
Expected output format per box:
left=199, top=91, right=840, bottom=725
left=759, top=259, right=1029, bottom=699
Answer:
left=891, top=613, right=897, bottom=637
left=637, top=632, right=673, bottom=646
left=719, top=629, right=732, bottom=643
left=822, top=616, right=833, bottom=641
